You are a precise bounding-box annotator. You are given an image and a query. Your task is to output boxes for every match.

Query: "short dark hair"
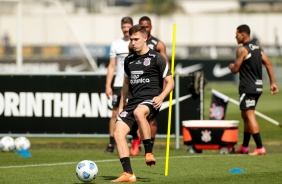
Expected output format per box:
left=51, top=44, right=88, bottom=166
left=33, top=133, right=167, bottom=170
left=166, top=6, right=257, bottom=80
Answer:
left=139, top=16, right=151, bottom=23
left=121, top=16, right=133, bottom=25
left=129, top=24, right=147, bottom=36
left=237, top=24, right=251, bottom=35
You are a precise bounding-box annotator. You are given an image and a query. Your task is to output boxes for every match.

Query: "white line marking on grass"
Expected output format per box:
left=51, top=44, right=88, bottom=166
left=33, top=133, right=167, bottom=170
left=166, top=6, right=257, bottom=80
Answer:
left=0, top=154, right=243, bottom=169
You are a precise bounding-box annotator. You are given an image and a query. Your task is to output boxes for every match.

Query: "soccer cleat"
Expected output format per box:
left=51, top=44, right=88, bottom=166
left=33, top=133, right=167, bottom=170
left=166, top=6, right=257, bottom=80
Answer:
left=130, top=136, right=141, bottom=156
left=111, top=172, right=137, bottom=182
left=104, top=144, right=114, bottom=153
left=144, top=153, right=156, bottom=166
left=249, top=147, right=266, bottom=156
left=234, top=145, right=249, bottom=154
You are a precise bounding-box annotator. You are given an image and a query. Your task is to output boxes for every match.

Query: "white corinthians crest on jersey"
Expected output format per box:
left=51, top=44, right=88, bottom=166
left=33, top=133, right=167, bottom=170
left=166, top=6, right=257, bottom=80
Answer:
left=143, top=57, right=151, bottom=66
left=201, top=130, right=212, bottom=143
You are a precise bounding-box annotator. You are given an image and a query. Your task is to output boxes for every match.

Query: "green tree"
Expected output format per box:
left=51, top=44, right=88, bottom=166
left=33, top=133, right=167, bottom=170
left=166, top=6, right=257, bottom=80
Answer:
left=133, top=0, right=185, bottom=15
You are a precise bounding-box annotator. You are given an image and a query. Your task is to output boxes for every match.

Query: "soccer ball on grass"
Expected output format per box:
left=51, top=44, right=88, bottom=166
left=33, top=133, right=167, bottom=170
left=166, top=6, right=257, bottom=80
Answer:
left=14, top=136, right=31, bottom=150
left=0, top=136, right=15, bottom=152
left=76, top=160, right=98, bottom=182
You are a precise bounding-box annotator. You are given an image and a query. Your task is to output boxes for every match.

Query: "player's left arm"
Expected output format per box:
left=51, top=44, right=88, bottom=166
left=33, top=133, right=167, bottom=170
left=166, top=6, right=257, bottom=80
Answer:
left=152, top=75, right=174, bottom=109
left=152, top=55, right=174, bottom=109
left=262, top=52, right=279, bottom=95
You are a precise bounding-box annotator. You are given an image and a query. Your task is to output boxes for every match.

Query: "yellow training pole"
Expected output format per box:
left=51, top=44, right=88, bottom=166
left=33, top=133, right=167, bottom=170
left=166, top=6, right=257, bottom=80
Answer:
left=165, top=24, right=176, bottom=176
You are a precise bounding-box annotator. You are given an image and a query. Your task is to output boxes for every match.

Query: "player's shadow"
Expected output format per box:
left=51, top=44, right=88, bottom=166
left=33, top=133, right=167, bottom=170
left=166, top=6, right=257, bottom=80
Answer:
left=100, top=175, right=153, bottom=182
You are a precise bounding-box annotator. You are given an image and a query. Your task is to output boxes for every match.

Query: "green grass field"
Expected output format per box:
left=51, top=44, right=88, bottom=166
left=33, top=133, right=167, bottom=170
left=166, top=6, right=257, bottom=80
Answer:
left=0, top=83, right=282, bottom=184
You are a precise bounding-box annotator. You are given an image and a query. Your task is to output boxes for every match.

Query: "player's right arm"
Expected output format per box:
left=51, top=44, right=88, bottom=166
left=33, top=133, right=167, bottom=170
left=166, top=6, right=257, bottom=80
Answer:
left=105, top=57, right=116, bottom=99
left=118, top=77, right=129, bottom=114
left=229, top=46, right=247, bottom=74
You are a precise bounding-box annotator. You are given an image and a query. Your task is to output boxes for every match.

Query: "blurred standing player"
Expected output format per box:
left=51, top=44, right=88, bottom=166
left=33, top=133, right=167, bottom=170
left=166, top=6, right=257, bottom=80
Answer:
left=130, top=16, right=169, bottom=156
left=229, top=24, right=278, bottom=155
left=104, top=17, right=133, bottom=153
left=111, top=24, right=174, bottom=182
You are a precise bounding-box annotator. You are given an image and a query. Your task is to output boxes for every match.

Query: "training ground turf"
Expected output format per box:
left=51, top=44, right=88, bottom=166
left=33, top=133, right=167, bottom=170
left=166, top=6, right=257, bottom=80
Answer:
left=1, top=83, right=282, bottom=183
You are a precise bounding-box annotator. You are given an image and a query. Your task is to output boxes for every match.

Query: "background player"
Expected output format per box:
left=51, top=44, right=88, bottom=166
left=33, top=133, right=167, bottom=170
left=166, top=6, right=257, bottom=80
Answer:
left=104, top=17, right=133, bottom=153
left=229, top=24, right=278, bottom=155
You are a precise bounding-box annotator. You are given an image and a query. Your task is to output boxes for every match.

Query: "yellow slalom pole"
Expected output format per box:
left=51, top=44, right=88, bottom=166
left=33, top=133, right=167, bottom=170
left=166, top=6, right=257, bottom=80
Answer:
left=165, top=24, right=176, bottom=176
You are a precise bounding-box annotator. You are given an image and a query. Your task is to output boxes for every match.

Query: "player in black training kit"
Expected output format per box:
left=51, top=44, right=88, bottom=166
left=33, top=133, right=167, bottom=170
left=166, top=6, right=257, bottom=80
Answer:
left=111, top=24, right=174, bottom=182
left=229, top=24, right=278, bottom=156
left=129, top=16, right=170, bottom=156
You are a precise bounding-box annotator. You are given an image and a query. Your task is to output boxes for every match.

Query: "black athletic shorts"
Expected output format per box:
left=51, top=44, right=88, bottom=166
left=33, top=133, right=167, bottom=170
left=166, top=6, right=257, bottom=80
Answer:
left=112, top=87, right=122, bottom=107
left=117, top=99, right=160, bottom=135
left=239, top=92, right=261, bottom=110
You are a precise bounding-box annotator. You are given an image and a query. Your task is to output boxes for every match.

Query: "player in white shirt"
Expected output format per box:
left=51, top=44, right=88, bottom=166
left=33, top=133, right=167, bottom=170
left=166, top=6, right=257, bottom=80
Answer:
left=104, top=17, right=133, bottom=153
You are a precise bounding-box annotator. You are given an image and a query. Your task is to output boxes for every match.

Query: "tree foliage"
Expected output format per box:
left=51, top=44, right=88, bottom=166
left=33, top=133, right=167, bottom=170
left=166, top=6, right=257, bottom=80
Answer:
left=132, top=0, right=185, bottom=16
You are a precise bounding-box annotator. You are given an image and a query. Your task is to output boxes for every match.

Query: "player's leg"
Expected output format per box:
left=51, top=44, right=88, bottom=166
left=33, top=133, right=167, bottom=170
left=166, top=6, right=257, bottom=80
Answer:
left=235, top=93, right=251, bottom=154
left=245, top=109, right=265, bottom=155
left=104, top=106, right=118, bottom=153
left=149, top=118, right=157, bottom=149
left=134, top=104, right=156, bottom=166
left=241, top=110, right=251, bottom=148
left=114, top=120, right=131, bottom=161
left=235, top=110, right=251, bottom=154
left=130, top=130, right=141, bottom=156
left=112, top=120, right=136, bottom=182
left=105, top=88, right=121, bottom=153
left=235, top=93, right=265, bottom=155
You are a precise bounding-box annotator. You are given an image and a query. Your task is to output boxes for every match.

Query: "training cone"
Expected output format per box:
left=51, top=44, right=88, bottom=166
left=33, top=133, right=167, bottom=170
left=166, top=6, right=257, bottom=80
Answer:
left=15, top=150, right=24, bottom=154
left=19, top=150, right=32, bottom=158
left=229, top=168, right=243, bottom=174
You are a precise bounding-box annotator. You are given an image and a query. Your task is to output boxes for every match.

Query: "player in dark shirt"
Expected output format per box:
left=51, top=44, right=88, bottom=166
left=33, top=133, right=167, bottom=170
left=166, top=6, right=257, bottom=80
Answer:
left=229, top=24, right=278, bottom=156
left=129, top=16, right=170, bottom=156
left=111, top=24, right=174, bottom=182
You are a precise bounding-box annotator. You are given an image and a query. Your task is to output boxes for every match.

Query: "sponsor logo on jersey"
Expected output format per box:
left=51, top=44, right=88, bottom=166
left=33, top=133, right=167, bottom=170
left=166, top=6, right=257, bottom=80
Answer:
left=131, top=71, right=143, bottom=75
left=245, top=99, right=256, bottom=107
left=143, top=58, right=151, bottom=66
left=255, top=80, right=263, bottom=85
left=130, top=78, right=150, bottom=84
left=151, top=39, right=157, bottom=45
left=131, top=75, right=139, bottom=80
left=136, top=60, right=142, bottom=64
left=249, top=44, right=260, bottom=50
left=127, top=54, right=134, bottom=58
left=149, top=53, right=156, bottom=58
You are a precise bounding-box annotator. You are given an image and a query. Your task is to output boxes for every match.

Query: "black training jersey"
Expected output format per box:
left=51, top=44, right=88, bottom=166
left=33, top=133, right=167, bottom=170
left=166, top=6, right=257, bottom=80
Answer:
left=239, top=40, right=263, bottom=94
left=124, top=49, right=171, bottom=102
left=146, top=36, right=159, bottom=51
